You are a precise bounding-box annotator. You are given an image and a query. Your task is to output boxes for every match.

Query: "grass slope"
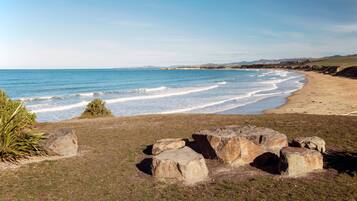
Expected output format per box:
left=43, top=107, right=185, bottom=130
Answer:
left=308, top=55, right=357, bottom=69
left=0, top=114, right=356, bottom=200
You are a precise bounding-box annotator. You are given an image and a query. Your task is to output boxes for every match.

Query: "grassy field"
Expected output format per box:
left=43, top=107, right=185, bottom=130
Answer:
left=308, top=55, right=357, bottom=69
left=0, top=114, right=356, bottom=200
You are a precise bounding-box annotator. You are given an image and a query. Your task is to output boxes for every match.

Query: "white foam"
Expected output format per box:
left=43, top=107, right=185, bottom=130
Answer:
left=137, top=86, right=167, bottom=93
left=217, top=81, right=227, bottom=85
left=106, top=84, right=219, bottom=104
left=77, top=92, right=94, bottom=97
left=273, top=70, right=289, bottom=77
left=31, top=101, right=88, bottom=113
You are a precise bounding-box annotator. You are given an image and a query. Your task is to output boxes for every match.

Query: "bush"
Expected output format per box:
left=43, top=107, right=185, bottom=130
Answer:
left=0, top=90, right=44, bottom=161
left=80, top=99, right=113, bottom=119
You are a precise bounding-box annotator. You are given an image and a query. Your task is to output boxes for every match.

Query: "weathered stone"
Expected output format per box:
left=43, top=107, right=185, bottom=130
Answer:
left=279, top=147, right=323, bottom=176
left=152, top=147, right=209, bottom=185
left=292, top=136, right=326, bottom=153
left=152, top=138, right=186, bottom=155
left=41, top=128, right=78, bottom=156
left=192, top=125, right=288, bottom=166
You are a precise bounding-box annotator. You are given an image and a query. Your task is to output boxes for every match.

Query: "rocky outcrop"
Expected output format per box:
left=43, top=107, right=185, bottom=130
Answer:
left=152, top=147, right=209, bottom=185
left=279, top=147, right=323, bottom=176
left=335, top=66, right=357, bottom=78
left=292, top=136, right=326, bottom=153
left=41, top=128, right=78, bottom=156
left=192, top=125, right=288, bottom=166
left=152, top=138, right=186, bottom=155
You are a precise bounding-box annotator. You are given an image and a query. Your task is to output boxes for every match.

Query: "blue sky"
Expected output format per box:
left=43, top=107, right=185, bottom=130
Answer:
left=1, top=0, right=357, bottom=68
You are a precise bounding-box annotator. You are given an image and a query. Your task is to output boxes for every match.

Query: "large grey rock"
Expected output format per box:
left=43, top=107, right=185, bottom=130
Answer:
left=152, top=147, right=209, bottom=185
left=279, top=147, right=323, bottom=176
left=152, top=138, right=185, bottom=155
left=192, top=125, right=288, bottom=166
left=41, top=128, right=78, bottom=156
left=292, top=136, right=326, bottom=153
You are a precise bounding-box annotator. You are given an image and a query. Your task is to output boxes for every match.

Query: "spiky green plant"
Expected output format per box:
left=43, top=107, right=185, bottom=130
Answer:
left=0, top=91, right=36, bottom=127
left=0, top=90, right=44, bottom=162
left=80, top=99, right=113, bottom=119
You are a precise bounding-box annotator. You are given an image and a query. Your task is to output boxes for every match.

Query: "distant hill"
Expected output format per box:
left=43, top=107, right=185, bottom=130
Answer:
left=163, top=54, right=357, bottom=78
left=168, top=54, right=357, bottom=69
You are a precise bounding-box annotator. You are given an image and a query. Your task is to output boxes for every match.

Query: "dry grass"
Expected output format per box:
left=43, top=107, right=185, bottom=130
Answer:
left=308, top=56, right=357, bottom=69
left=0, top=114, right=356, bottom=200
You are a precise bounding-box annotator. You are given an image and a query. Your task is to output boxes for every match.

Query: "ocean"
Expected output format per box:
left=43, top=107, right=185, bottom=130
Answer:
left=0, top=68, right=305, bottom=122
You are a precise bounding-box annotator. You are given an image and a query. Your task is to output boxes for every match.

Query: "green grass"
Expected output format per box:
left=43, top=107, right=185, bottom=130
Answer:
left=0, top=114, right=356, bottom=200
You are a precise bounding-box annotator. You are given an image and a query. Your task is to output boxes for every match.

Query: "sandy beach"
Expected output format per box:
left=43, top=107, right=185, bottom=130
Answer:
left=266, top=71, right=357, bottom=116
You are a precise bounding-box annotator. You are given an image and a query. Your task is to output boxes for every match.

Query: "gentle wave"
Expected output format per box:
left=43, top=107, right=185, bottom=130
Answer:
left=106, top=84, right=219, bottom=104
left=137, top=86, right=167, bottom=93
left=257, top=70, right=289, bottom=78
left=20, top=96, right=62, bottom=102
left=20, top=82, right=227, bottom=103
left=160, top=87, right=275, bottom=114
left=213, top=88, right=302, bottom=113
left=21, top=92, right=107, bottom=102
left=21, top=86, right=167, bottom=102
left=158, top=76, right=300, bottom=114
left=30, top=84, right=220, bottom=113
left=31, top=101, right=89, bottom=113
left=261, top=76, right=298, bottom=85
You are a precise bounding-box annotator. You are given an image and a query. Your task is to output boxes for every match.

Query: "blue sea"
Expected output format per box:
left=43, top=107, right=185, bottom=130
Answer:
left=0, top=68, right=305, bottom=122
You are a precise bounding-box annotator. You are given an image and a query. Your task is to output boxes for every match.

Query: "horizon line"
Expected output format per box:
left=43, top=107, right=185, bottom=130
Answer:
left=1, top=53, right=355, bottom=70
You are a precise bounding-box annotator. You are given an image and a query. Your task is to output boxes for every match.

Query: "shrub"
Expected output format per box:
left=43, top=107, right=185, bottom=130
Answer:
left=80, top=99, right=113, bottom=119
left=0, top=90, right=44, bottom=161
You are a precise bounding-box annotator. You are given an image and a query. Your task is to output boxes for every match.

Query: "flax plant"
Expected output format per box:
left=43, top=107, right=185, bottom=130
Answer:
left=0, top=90, right=44, bottom=162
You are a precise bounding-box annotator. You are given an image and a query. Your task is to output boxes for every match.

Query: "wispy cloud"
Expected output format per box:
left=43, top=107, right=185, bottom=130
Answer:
left=329, top=23, right=357, bottom=33
left=260, top=29, right=304, bottom=39
left=109, top=20, right=154, bottom=28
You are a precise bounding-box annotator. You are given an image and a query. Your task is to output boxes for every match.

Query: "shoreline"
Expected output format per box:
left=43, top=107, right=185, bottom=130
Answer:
left=266, top=71, right=357, bottom=116
left=12, top=68, right=357, bottom=122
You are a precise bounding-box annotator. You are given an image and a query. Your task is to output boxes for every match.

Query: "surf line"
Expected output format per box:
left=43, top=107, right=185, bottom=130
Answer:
left=31, top=84, right=220, bottom=113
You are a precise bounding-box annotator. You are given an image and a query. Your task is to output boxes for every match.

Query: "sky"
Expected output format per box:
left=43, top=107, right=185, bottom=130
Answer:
left=0, top=0, right=357, bottom=68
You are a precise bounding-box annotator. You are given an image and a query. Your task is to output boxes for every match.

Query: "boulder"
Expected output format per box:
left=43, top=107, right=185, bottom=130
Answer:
left=152, top=138, right=186, bottom=155
left=152, top=147, right=209, bottom=185
left=41, top=128, right=78, bottom=156
left=292, top=136, right=326, bottom=153
left=279, top=147, right=323, bottom=176
left=192, top=125, right=288, bottom=166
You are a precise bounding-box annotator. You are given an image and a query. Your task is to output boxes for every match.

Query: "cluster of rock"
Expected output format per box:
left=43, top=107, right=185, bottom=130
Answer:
left=151, top=125, right=325, bottom=185
left=192, top=125, right=288, bottom=166
left=40, top=128, right=79, bottom=157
